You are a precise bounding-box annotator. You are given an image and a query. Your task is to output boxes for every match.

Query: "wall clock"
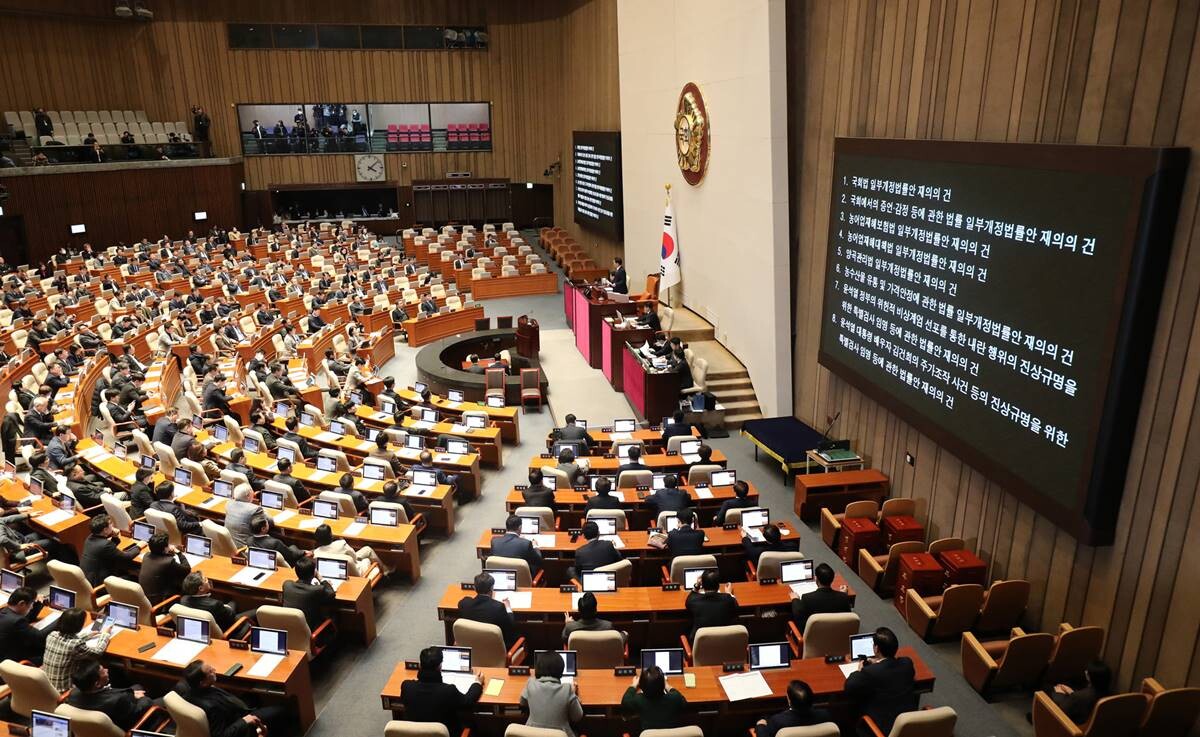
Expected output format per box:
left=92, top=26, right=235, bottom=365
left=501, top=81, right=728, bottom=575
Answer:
left=355, top=154, right=385, bottom=182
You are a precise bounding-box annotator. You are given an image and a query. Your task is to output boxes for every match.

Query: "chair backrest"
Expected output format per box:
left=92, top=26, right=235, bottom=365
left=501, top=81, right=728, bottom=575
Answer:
left=153, top=441, right=179, bottom=476
left=879, top=498, right=916, bottom=519
left=385, top=721, right=451, bottom=737
left=541, top=466, right=571, bottom=488
left=485, top=555, right=534, bottom=588
left=131, top=429, right=155, bottom=459
left=101, top=493, right=133, bottom=532
left=0, top=659, right=60, bottom=717
left=453, top=618, right=507, bottom=667
left=318, top=448, right=351, bottom=471
left=103, top=577, right=155, bottom=625
left=223, top=416, right=245, bottom=444
left=256, top=605, right=314, bottom=657
left=47, top=560, right=100, bottom=611
left=169, top=603, right=224, bottom=638
left=928, top=584, right=985, bottom=639
left=163, top=690, right=210, bottom=737
left=640, top=728, right=705, bottom=737
left=145, top=506, right=183, bottom=545
left=669, top=554, right=718, bottom=585
left=1140, top=681, right=1200, bottom=737
left=801, top=612, right=861, bottom=658
left=774, top=726, right=840, bottom=737
left=1045, top=624, right=1106, bottom=685
left=53, top=703, right=123, bottom=737
left=514, top=506, right=554, bottom=531
left=521, top=368, right=540, bottom=389
left=319, top=490, right=358, bottom=517
left=889, top=706, right=957, bottom=737
left=976, top=579, right=1030, bottom=633
left=688, top=358, right=709, bottom=391
left=263, top=479, right=302, bottom=509
left=686, top=464, right=722, bottom=486
left=927, top=537, right=966, bottom=556
left=992, top=631, right=1055, bottom=691
left=568, top=629, right=625, bottom=668
left=756, top=551, right=808, bottom=581
left=363, top=456, right=395, bottom=479
left=180, top=458, right=211, bottom=487
left=1076, top=694, right=1149, bottom=737
left=594, top=558, right=633, bottom=587
left=201, top=519, right=240, bottom=557
left=843, top=500, right=880, bottom=520
left=692, top=624, right=749, bottom=666
left=617, top=469, right=652, bottom=489
left=485, top=368, right=505, bottom=390
left=369, top=500, right=411, bottom=525
left=503, top=726, right=568, bottom=737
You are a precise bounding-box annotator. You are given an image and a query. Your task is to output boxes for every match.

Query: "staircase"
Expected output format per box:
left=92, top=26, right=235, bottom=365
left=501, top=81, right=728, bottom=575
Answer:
left=4, top=137, right=33, bottom=166
left=668, top=307, right=763, bottom=430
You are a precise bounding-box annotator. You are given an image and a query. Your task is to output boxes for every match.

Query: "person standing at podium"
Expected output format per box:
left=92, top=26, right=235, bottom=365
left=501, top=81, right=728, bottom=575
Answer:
left=610, top=257, right=628, bottom=294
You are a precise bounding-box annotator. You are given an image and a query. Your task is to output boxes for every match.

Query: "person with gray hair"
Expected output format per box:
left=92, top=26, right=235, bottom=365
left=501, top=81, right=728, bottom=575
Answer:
left=223, top=484, right=264, bottom=547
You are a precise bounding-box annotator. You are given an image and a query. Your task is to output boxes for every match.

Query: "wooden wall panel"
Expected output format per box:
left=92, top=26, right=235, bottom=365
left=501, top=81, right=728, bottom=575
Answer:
left=788, top=0, right=1200, bottom=690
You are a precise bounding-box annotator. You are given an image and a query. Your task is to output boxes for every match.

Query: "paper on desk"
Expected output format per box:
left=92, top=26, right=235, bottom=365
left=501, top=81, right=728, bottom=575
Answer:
left=403, top=485, right=435, bottom=497
left=410, top=421, right=434, bottom=431
left=309, top=470, right=337, bottom=483
left=343, top=522, right=365, bottom=536
left=682, top=454, right=701, bottom=464
left=495, top=591, right=533, bottom=609
left=694, top=488, right=713, bottom=500
left=445, top=401, right=462, bottom=410
left=229, top=567, right=272, bottom=586
left=315, top=431, right=340, bottom=443
left=790, top=582, right=819, bottom=596
left=247, top=653, right=285, bottom=678
left=718, top=670, right=772, bottom=701
left=743, top=528, right=765, bottom=543
left=449, top=424, right=468, bottom=434
left=79, top=446, right=106, bottom=462
left=296, top=518, right=320, bottom=530
left=442, top=672, right=479, bottom=695
left=571, top=593, right=583, bottom=610
left=34, top=612, right=62, bottom=631
left=609, top=432, right=632, bottom=441
left=325, top=578, right=345, bottom=592
left=610, top=490, right=625, bottom=503
left=484, top=678, right=504, bottom=696
left=34, top=509, right=74, bottom=526
left=173, top=483, right=191, bottom=499
left=184, top=554, right=207, bottom=568
left=599, top=535, right=625, bottom=549
left=154, top=638, right=209, bottom=665
left=522, top=534, right=556, bottom=548
left=839, top=662, right=860, bottom=679
left=272, top=510, right=297, bottom=524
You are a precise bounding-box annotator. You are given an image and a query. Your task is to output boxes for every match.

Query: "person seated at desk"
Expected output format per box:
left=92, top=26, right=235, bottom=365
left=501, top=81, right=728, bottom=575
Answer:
left=283, top=416, right=319, bottom=460
left=569, top=521, right=623, bottom=580
left=621, top=665, right=688, bottom=731
left=106, top=387, right=149, bottom=431
left=400, top=645, right=484, bottom=734
left=522, top=468, right=557, bottom=511
left=609, top=257, right=628, bottom=294
left=390, top=302, right=410, bottom=326
left=635, top=301, right=661, bottom=332
left=272, top=458, right=310, bottom=504
left=48, top=424, right=80, bottom=472
left=335, top=473, right=369, bottom=514
left=180, top=572, right=255, bottom=638
left=491, top=514, right=544, bottom=576
left=685, top=569, right=737, bottom=640
left=714, top=480, right=755, bottom=525
left=742, top=523, right=799, bottom=565
left=552, top=413, right=591, bottom=452
left=0, top=586, right=48, bottom=664
left=313, top=523, right=390, bottom=577
left=66, top=660, right=155, bottom=732
left=562, top=591, right=624, bottom=645
left=666, top=508, right=706, bottom=556
left=689, top=443, right=714, bottom=469
left=585, top=477, right=622, bottom=511
left=266, top=363, right=300, bottom=401
left=418, top=294, right=438, bottom=316
left=203, top=375, right=235, bottom=419
left=150, top=480, right=203, bottom=535
left=378, top=481, right=415, bottom=521
left=369, top=434, right=403, bottom=477
left=42, top=608, right=115, bottom=692
left=175, top=660, right=292, bottom=737
left=661, top=410, right=695, bottom=443
left=756, top=680, right=835, bottom=737
left=457, top=572, right=518, bottom=647
left=171, top=419, right=196, bottom=460
left=138, top=531, right=191, bottom=605
left=82, top=514, right=139, bottom=587
left=249, top=514, right=308, bottom=568
left=307, top=308, right=327, bottom=334
left=227, top=449, right=264, bottom=492
left=618, top=445, right=650, bottom=475
left=844, top=627, right=918, bottom=737
left=644, top=474, right=692, bottom=517
left=521, top=651, right=584, bottom=737
left=152, top=406, right=180, bottom=446
left=791, top=562, right=853, bottom=631
left=464, top=354, right=487, bottom=375
left=672, top=349, right=694, bottom=392
left=324, top=349, right=350, bottom=378
left=126, top=468, right=157, bottom=519
left=282, top=556, right=336, bottom=631
left=555, top=448, right=585, bottom=486
left=248, top=410, right=277, bottom=452
left=1047, top=660, right=1112, bottom=725
left=413, top=450, right=458, bottom=494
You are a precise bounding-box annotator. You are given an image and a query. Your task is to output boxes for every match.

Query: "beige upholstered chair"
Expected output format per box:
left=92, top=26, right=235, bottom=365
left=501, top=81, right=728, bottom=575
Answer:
left=257, top=604, right=332, bottom=660
left=1139, top=677, right=1200, bottom=737
left=144, top=506, right=183, bottom=545
left=568, top=629, right=625, bottom=668
left=53, top=704, right=124, bottom=737
left=1043, top=624, right=1105, bottom=686
left=201, top=519, right=240, bottom=557
left=820, top=499, right=879, bottom=548
left=0, top=659, right=60, bottom=717
left=793, top=612, right=861, bottom=659
left=906, top=583, right=984, bottom=641
left=104, top=577, right=173, bottom=626
left=1032, top=692, right=1146, bottom=737
left=484, top=555, right=540, bottom=588
left=750, top=551, right=807, bottom=581
left=866, top=706, right=957, bottom=737
left=385, top=722, right=452, bottom=737
left=961, top=628, right=1054, bottom=695
left=689, top=624, right=748, bottom=666
left=594, top=559, right=634, bottom=588
left=664, top=554, right=717, bottom=586
left=976, top=579, right=1030, bottom=634
left=452, top=619, right=524, bottom=667
left=47, top=560, right=109, bottom=612
left=585, top=508, right=628, bottom=531
left=515, top=506, right=554, bottom=531
left=858, top=541, right=925, bottom=595
left=163, top=691, right=210, bottom=737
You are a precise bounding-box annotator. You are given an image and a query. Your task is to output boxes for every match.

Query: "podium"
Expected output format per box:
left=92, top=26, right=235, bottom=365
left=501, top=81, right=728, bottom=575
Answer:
left=602, top=318, right=655, bottom=391
left=622, top=346, right=680, bottom=424
left=569, top=284, right=652, bottom=368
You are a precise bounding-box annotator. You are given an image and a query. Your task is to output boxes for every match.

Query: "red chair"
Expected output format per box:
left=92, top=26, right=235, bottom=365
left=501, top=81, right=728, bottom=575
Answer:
left=396, top=124, right=410, bottom=150
left=468, top=123, right=481, bottom=147
left=520, top=368, right=542, bottom=412
left=446, top=123, right=459, bottom=149
left=480, top=122, right=491, bottom=146
left=419, top=124, right=431, bottom=149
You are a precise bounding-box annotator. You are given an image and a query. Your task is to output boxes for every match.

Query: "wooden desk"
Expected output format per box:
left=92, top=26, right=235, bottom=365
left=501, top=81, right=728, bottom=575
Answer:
left=529, top=449, right=726, bottom=476
left=504, top=481, right=757, bottom=530
left=381, top=650, right=933, bottom=737
left=793, top=470, right=890, bottom=522
left=805, top=449, right=866, bottom=473
left=580, top=427, right=699, bottom=450
left=350, top=407, right=502, bottom=471
left=0, top=479, right=91, bottom=555
left=403, top=306, right=486, bottom=347
left=571, top=289, right=652, bottom=368
left=393, top=387, right=521, bottom=444
left=623, top=347, right=682, bottom=424
left=601, top=319, right=655, bottom=391
left=470, top=272, right=558, bottom=299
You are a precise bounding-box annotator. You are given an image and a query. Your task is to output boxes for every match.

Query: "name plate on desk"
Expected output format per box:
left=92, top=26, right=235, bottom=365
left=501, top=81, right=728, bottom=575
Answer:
left=559, top=584, right=578, bottom=593
left=661, top=583, right=681, bottom=591
left=507, top=666, right=530, bottom=676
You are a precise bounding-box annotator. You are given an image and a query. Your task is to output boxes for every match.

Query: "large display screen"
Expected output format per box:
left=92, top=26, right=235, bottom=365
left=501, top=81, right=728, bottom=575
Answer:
left=573, top=131, right=623, bottom=240
left=817, top=138, right=1188, bottom=544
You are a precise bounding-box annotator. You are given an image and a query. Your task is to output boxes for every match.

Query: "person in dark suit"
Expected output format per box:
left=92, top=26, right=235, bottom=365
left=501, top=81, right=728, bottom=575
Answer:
left=553, top=414, right=591, bottom=452
left=620, top=665, right=688, bottom=730
left=128, top=468, right=157, bottom=519
left=645, top=474, right=692, bottom=517
left=0, top=587, right=48, bottom=664
left=81, top=515, right=138, bottom=586
left=666, top=508, right=706, bottom=556
left=65, top=463, right=107, bottom=508
left=457, top=572, right=518, bottom=647
left=555, top=448, right=584, bottom=486
left=400, top=646, right=484, bottom=734
left=203, top=375, right=235, bottom=418
left=585, top=477, right=623, bottom=511
left=491, top=514, right=544, bottom=575
left=180, top=572, right=254, bottom=638
left=175, top=660, right=292, bottom=737
left=248, top=515, right=307, bottom=568
left=610, top=257, right=628, bottom=294
left=334, top=473, right=369, bottom=514
left=715, top=480, right=756, bottom=525
left=741, top=523, right=799, bottom=565
left=282, top=557, right=336, bottom=631
left=570, top=521, right=623, bottom=579
left=755, top=680, right=836, bottom=737
left=522, top=468, right=557, bottom=510
left=635, top=301, right=661, bottom=332
left=1049, top=660, right=1112, bottom=725
left=661, top=411, right=695, bottom=443
left=272, top=458, right=311, bottom=504
left=170, top=419, right=196, bottom=460
left=791, top=563, right=853, bottom=632
left=617, top=445, right=650, bottom=475
left=283, top=416, right=318, bottom=460
left=151, top=407, right=179, bottom=446
left=66, top=660, right=155, bottom=731
left=844, top=627, right=918, bottom=736
left=419, top=294, right=438, bottom=316
left=684, top=569, right=737, bottom=640
left=149, top=481, right=202, bottom=535
left=138, top=532, right=191, bottom=605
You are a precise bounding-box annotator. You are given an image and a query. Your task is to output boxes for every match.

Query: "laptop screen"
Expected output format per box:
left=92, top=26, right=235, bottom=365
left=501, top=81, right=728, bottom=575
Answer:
left=212, top=424, right=228, bottom=441
left=518, top=516, right=540, bottom=534
left=850, top=633, right=875, bottom=660
left=1, top=568, right=25, bottom=592
left=367, top=428, right=380, bottom=442
left=616, top=443, right=635, bottom=460
left=447, top=439, right=470, bottom=455
left=113, top=443, right=128, bottom=460
left=174, top=468, right=192, bottom=486
left=663, top=514, right=681, bottom=532
left=176, top=615, right=211, bottom=644
left=710, top=470, right=736, bottom=487
left=484, top=569, right=518, bottom=592
left=300, top=413, right=315, bottom=427
left=465, top=415, right=486, bottom=429
left=316, top=455, right=337, bottom=472
left=406, top=435, right=425, bottom=450
left=640, top=648, right=685, bottom=675
left=413, top=382, right=428, bottom=395
left=379, top=399, right=395, bottom=415
left=48, top=585, right=75, bottom=610
left=329, top=420, right=345, bottom=435
left=651, top=473, right=666, bottom=489
left=191, top=415, right=203, bottom=429
left=213, top=479, right=233, bottom=498
left=581, top=571, right=616, bottom=593
left=421, top=409, right=438, bottom=423
left=185, top=535, right=212, bottom=558
left=412, top=470, right=437, bottom=487
left=31, top=710, right=70, bottom=737
left=274, top=402, right=291, bottom=417
left=613, top=419, right=636, bottom=433
left=260, top=490, right=284, bottom=510
left=683, top=567, right=716, bottom=590
left=780, top=559, right=815, bottom=584
left=312, top=499, right=339, bottom=519
left=447, top=389, right=464, bottom=402
left=276, top=446, right=296, bottom=464
left=244, top=436, right=260, bottom=453
left=486, top=395, right=504, bottom=408
left=247, top=547, right=277, bottom=571
left=742, top=508, right=769, bottom=528
left=439, top=646, right=471, bottom=673
left=573, top=419, right=588, bottom=429
left=588, top=476, right=609, bottom=491
left=592, top=517, right=617, bottom=536
left=679, top=440, right=701, bottom=455
left=535, top=650, right=577, bottom=676
left=131, top=521, right=155, bottom=541
left=316, top=557, right=348, bottom=580
left=349, top=390, right=363, bottom=406
left=749, top=642, right=790, bottom=670
left=369, top=507, right=398, bottom=526
left=361, top=463, right=385, bottom=481
left=107, top=601, right=139, bottom=630
left=140, top=455, right=157, bottom=469
left=251, top=626, right=288, bottom=655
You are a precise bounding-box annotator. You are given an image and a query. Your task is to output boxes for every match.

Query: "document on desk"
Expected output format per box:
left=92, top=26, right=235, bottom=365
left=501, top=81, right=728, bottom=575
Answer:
left=718, top=670, right=772, bottom=701
left=402, top=485, right=436, bottom=498
left=308, top=470, right=337, bottom=483
left=325, top=578, right=345, bottom=592
left=484, top=678, right=504, bottom=696
left=342, top=522, right=365, bottom=536
left=790, top=582, right=819, bottom=596
left=610, top=490, right=626, bottom=503
left=599, top=535, right=625, bottom=549
left=694, top=488, right=713, bottom=499
left=79, top=445, right=106, bottom=462
left=495, top=591, right=533, bottom=609
left=34, top=509, right=74, bottom=527
left=449, top=424, right=468, bottom=434
left=271, top=510, right=297, bottom=525
left=571, top=593, right=583, bottom=610
left=296, top=518, right=320, bottom=530
left=314, top=431, right=341, bottom=443
left=184, top=554, right=207, bottom=568
left=153, top=637, right=209, bottom=665
left=247, top=653, right=285, bottom=678
left=434, top=454, right=456, bottom=463
left=34, top=611, right=62, bottom=631
left=839, top=662, right=861, bottom=679
left=682, top=454, right=701, bottom=464
left=522, top=534, right=556, bottom=548
left=229, top=567, right=272, bottom=587
left=410, top=420, right=434, bottom=431
left=445, top=400, right=462, bottom=409
left=442, top=672, right=479, bottom=695
left=609, top=432, right=633, bottom=441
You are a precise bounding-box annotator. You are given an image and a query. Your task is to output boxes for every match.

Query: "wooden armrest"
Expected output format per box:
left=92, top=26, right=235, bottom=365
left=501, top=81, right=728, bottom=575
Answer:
left=745, top=559, right=757, bottom=581
left=91, top=583, right=108, bottom=596
left=507, top=636, right=526, bottom=665
left=679, top=634, right=692, bottom=664
left=1142, top=677, right=1166, bottom=695
left=1032, top=691, right=1084, bottom=737
left=787, top=621, right=804, bottom=657
left=1057, top=622, right=1075, bottom=635
left=150, top=595, right=181, bottom=615
left=819, top=507, right=840, bottom=548
left=960, top=631, right=998, bottom=694
left=532, top=569, right=544, bottom=587
left=1012, top=627, right=1027, bottom=637
left=410, top=512, right=427, bottom=534
left=859, top=716, right=886, bottom=737
left=660, top=565, right=671, bottom=585
left=80, top=503, right=104, bottom=515
left=458, top=730, right=470, bottom=737
left=222, top=616, right=253, bottom=640
left=311, top=618, right=336, bottom=642
left=18, top=437, right=44, bottom=448
left=0, top=684, right=10, bottom=701
left=131, top=705, right=168, bottom=732
left=57, top=690, right=72, bottom=704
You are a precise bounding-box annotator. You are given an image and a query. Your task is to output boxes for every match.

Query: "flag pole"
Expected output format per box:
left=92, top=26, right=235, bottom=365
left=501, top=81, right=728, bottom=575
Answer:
left=663, top=184, right=672, bottom=307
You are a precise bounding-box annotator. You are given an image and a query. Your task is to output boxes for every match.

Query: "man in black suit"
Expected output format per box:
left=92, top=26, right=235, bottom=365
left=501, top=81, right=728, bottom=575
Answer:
left=81, top=514, right=138, bottom=586
left=570, top=521, right=623, bottom=579
left=248, top=515, right=307, bottom=568
left=635, top=301, right=660, bottom=332
left=661, top=410, right=695, bottom=443
left=585, top=477, right=623, bottom=512
left=400, top=646, right=484, bottom=734
left=203, top=375, right=235, bottom=418
left=645, top=474, right=692, bottom=517
left=457, top=572, right=518, bottom=647
left=283, top=416, right=318, bottom=460
left=170, top=419, right=196, bottom=461
left=138, top=532, right=191, bottom=605
left=715, top=480, right=756, bottom=525
left=0, top=587, right=48, bottom=664
left=273, top=458, right=311, bottom=504
left=175, top=660, right=291, bottom=737
left=521, top=468, right=557, bottom=511
left=610, top=256, right=628, bottom=294
left=617, top=445, right=650, bottom=476
left=150, top=481, right=203, bottom=535
left=1049, top=660, right=1112, bottom=725
left=755, top=680, right=836, bottom=737
left=741, top=523, right=799, bottom=565
left=151, top=407, right=179, bottom=446
left=418, top=294, right=438, bottom=316
left=844, top=627, right=918, bottom=736
left=66, top=660, right=155, bottom=731
left=684, top=569, right=737, bottom=639
left=490, top=515, right=543, bottom=576
left=65, top=463, right=107, bottom=508
left=666, top=508, right=706, bottom=556
left=791, top=563, right=853, bottom=631
left=282, top=557, right=336, bottom=630
left=180, top=572, right=253, bottom=638
left=553, top=414, right=591, bottom=453
left=106, top=387, right=148, bottom=431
